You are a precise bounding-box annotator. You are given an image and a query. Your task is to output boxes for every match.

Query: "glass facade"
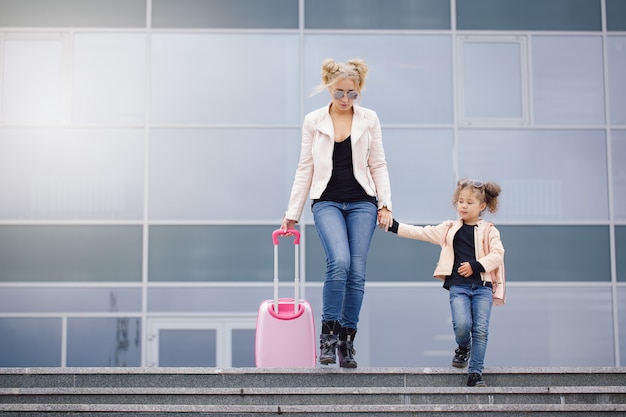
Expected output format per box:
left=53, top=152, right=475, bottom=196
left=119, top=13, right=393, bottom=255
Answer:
left=0, top=0, right=623, bottom=368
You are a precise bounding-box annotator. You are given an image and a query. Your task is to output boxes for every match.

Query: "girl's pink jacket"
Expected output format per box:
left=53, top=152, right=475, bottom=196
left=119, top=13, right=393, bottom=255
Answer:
left=397, top=219, right=505, bottom=284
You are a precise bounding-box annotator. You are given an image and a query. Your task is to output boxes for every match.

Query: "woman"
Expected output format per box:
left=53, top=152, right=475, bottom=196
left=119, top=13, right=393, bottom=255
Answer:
left=281, top=58, right=393, bottom=368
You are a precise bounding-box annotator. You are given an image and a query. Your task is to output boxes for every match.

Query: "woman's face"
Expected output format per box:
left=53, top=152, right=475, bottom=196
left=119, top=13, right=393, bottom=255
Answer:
left=329, top=78, right=358, bottom=112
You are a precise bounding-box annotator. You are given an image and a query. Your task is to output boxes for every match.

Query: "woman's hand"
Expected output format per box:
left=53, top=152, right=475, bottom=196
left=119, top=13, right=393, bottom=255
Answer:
left=281, top=218, right=297, bottom=233
left=377, top=207, right=392, bottom=231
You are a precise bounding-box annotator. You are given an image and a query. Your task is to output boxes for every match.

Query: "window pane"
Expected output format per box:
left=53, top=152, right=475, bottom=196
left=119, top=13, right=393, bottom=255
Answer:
left=232, top=329, right=256, bottom=367
left=0, top=128, right=144, bottom=220
left=488, top=286, right=614, bottom=366
left=383, top=129, right=456, bottom=222
left=2, top=38, right=64, bottom=122
left=0, top=318, right=62, bottom=367
left=458, top=129, right=608, bottom=222
left=305, top=0, right=450, bottom=30
left=607, top=0, right=626, bottom=31
left=461, top=40, right=524, bottom=120
left=607, top=37, right=626, bottom=125
left=500, top=225, right=610, bottom=282
left=73, top=34, right=146, bottom=124
left=150, top=34, right=299, bottom=124
left=148, top=287, right=285, bottom=313
left=67, top=317, right=141, bottom=367
left=158, top=329, right=216, bottom=367
left=148, top=225, right=287, bottom=283
left=617, top=226, right=626, bottom=282
left=149, top=128, right=299, bottom=221
left=456, top=0, right=601, bottom=31
left=0, top=226, right=142, bottom=282
left=0, top=0, right=146, bottom=27
left=152, top=0, right=298, bottom=29
left=304, top=35, right=453, bottom=124
left=532, top=36, right=605, bottom=125
left=619, top=287, right=626, bottom=366
left=612, top=130, right=626, bottom=222
left=0, top=287, right=141, bottom=313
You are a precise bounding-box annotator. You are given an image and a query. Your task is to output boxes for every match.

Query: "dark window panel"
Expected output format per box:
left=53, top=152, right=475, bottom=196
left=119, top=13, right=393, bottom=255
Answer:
left=616, top=226, right=626, bottom=281
left=0, top=0, right=146, bottom=28
left=152, top=0, right=298, bottom=29
left=305, top=0, right=450, bottom=30
left=456, top=0, right=602, bottom=31
left=0, top=225, right=142, bottom=282
left=607, top=0, right=626, bottom=31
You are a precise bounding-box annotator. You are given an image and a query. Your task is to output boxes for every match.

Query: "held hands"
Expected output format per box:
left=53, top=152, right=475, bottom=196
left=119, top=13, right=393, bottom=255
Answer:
left=458, top=262, right=474, bottom=278
left=377, top=207, right=393, bottom=231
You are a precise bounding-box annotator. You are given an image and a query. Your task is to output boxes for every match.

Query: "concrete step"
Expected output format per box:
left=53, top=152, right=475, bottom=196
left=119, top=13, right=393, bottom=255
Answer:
left=0, top=367, right=623, bottom=416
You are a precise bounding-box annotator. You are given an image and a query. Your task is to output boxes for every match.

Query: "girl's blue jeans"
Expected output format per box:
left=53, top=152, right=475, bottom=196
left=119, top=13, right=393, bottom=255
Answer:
left=312, top=200, right=377, bottom=329
left=449, top=284, right=493, bottom=375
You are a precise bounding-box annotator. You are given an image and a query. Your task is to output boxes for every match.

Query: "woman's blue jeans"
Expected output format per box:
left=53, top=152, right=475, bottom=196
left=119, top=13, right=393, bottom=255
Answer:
left=312, top=201, right=377, bottom=329
left=449, top=284, right=493, bottom=375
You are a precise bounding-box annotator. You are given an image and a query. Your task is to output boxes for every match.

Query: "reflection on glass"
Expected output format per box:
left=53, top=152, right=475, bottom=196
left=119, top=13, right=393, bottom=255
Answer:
left=67, top=317, right=141, bottom=367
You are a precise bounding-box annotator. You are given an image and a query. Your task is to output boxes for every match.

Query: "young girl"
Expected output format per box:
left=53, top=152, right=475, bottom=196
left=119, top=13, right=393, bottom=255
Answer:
left=387, top=179, right=504, bottom=387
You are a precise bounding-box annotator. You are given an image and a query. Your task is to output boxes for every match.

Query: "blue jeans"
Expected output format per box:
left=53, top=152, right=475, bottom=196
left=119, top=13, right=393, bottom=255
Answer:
left=449, top=284, right=493, bottom=375
left=312, top=201, right=377, bottom=329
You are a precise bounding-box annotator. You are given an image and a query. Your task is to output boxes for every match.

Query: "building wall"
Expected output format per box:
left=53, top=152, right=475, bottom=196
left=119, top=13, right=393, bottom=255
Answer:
left=0, top=0, right=624, bottom=368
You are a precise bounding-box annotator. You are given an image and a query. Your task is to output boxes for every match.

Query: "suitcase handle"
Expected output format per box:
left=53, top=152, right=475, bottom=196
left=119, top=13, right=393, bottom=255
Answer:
left=272, top=228, right=300, bottom=245
left=272, top=229, right=300, bottom=314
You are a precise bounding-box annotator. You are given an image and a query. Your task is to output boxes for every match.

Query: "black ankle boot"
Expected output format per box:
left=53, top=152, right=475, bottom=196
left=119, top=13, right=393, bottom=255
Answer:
left=319, top=320, right=339, bottom=365
left=337, top=327, right=357, bottom=368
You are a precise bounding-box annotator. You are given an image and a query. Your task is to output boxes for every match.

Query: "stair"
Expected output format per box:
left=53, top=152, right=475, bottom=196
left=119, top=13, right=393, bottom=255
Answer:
left=0, top=367, right=625, bottom=416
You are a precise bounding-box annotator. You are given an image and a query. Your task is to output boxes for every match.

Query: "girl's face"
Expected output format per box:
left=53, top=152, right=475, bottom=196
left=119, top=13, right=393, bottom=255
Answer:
left=456, top=188, right=487, bottom=224
left=329, top=78, right=358, bottom=112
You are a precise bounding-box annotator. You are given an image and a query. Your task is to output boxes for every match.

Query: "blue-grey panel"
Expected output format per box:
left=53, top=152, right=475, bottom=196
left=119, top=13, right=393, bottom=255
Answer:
left=613, top=131, right=626, bottom=222
left=152, top=0, right=298, bottom=29
left=148, top=225, right=291, bottom=282
left=617, top=226, right=626, bottom=282
left=456, top=0, right=601, bottom=31
left=0, top=287, right=141, bottom=313
left=305, top=0, right=450, bottom=29
left=0, top=318, right=62, bottom=367
left=499, top=225, right=610, bottom=282
left=0, top=226, right=142, bottom=282
left=607, top=0, right=626, bottom=31
left=0, top=0, right=146, bottom=27
left=619, top=286, right=626, bottom=366
left=67, top=317, right=141, bottom=367
left=608, top=38, right=626, bottom=126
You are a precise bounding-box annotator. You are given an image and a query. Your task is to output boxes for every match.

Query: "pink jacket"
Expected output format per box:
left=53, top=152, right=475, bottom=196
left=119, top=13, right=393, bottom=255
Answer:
left=284, top=103, right=392, bottom=222
left=397, top=219, right=505, bottom=283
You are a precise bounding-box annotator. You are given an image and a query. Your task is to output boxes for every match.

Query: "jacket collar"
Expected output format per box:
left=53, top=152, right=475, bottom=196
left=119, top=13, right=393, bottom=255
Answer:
left=316, top=102, right=370, bottom=143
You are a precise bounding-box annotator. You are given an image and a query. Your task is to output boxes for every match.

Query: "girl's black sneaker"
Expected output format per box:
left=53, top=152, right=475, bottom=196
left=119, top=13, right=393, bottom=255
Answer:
left=467, top=372, right=487, bottom=387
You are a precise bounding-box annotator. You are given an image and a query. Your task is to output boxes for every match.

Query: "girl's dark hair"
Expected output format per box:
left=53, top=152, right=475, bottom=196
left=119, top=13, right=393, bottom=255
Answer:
left=453, top=180, right=502, bottom=214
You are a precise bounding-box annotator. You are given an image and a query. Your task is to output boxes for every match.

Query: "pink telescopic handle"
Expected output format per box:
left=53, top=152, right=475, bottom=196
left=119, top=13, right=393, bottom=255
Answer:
left=272, top=228, right=300, bottom=245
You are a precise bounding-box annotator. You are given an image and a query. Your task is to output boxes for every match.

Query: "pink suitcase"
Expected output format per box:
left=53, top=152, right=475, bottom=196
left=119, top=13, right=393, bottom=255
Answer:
left=255, top=229, right=317, bottom=368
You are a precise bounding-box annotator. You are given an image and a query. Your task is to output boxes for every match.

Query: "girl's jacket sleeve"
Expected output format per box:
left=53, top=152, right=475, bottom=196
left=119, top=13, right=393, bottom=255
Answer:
left=396, top=221, right=452, bottom=246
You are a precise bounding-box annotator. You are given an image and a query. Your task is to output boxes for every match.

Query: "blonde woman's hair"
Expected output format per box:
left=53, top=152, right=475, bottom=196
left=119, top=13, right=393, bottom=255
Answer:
left=453, top=180, right=502, bottom=214
left=311, top=58, right=369, bottom=96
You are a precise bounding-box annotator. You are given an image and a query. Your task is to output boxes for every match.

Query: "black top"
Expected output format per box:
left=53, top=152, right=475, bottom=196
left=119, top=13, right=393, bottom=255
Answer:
left=316, top=136, right=377, bottom=206
left=443, top=223, right=486, bottom=290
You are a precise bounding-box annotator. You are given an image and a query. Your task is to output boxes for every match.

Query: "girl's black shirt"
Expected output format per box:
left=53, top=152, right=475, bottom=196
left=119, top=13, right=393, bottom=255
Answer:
left=443, top=223, right=487, bottom=290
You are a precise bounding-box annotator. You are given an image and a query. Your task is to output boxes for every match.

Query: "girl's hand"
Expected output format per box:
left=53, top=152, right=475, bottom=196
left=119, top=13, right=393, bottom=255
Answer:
left=458, top=262, right=474, bottom=277
left=378, top=207, right=392, bottom=231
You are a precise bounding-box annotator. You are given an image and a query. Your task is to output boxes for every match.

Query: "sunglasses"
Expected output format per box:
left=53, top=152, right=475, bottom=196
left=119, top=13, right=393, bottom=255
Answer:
left=458, top=178, right=484, bottom=188
left=333, top=90, right=359, bottom=100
